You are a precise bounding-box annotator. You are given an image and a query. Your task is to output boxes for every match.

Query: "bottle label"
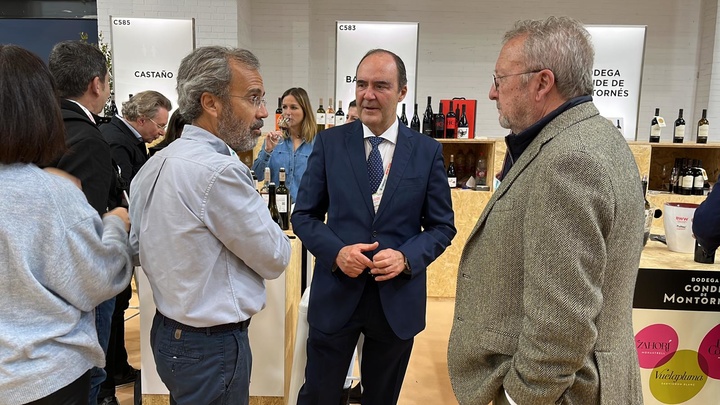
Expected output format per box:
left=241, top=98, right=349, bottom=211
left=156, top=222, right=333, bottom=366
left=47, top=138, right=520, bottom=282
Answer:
left=651, top=125, right=661, bottom=137
left=446, top=117, right=457, bottom=129
left=336, top=115, right=346, bottom=126
left=275, top=113, right=281, bottom=131
left=326, top=114, right=335, bottom=127
left=261, top=193, right=270, bottom=206
left=279, top=172, right=286, bottom=182
left=448, top=177, right=457, bottom=188
left=695, top=175, right=705, bottom=189
left=277, top=195, right=288, bottom=213
left=316, top=113, right=326, bottom=124
left=698, top=124, right=709, bottom=137
left=674, top=125, right=685, bottom=139
left=457, top=127, right=469, bottom=139
left=682, top=175, right=694, bottom=189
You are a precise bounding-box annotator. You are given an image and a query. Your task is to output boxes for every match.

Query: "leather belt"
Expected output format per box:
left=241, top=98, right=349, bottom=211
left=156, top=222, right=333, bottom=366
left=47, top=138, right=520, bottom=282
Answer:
left=159, top=311, right=251, bottom=334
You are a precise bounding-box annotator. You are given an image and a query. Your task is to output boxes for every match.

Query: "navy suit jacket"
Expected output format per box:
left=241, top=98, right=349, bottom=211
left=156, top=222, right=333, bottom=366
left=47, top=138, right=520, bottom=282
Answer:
left=292, top=120, right=456, bottom=340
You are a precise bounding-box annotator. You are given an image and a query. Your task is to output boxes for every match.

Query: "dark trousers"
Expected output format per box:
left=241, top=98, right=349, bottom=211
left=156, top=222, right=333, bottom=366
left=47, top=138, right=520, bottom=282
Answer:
left=150, top=312, right=252, bottom=405
left=297, top=277, right=414, bottom=405
left=99, top=283, right=133, bottom=398
left=26, top=370, right=91, bottom=405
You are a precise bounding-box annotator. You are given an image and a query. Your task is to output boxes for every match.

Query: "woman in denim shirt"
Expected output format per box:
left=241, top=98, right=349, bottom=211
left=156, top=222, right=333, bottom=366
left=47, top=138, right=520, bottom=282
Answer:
left=252, top=87, right=317, bottom=201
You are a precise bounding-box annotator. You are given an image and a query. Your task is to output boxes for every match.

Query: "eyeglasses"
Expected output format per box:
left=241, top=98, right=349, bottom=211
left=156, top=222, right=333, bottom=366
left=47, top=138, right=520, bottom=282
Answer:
left=147, top=117, right=167, bottom=130
left=228, top=94, right=268, bottom=110
left=492, top=69, right=544, bottom=90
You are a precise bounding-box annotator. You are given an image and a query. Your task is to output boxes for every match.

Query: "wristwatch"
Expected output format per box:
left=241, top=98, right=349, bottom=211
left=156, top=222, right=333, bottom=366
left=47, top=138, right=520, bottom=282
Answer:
left=402, top=255, right=412, bottom=275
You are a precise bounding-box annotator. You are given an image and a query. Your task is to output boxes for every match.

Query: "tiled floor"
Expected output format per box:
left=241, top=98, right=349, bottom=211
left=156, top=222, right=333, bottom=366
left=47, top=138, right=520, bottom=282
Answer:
left=118, top=295, right=459, bottom=405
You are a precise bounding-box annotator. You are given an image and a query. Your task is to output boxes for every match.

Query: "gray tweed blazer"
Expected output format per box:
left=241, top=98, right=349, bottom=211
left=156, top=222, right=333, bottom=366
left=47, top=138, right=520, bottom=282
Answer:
left=448, top=102, right=644, bottom=405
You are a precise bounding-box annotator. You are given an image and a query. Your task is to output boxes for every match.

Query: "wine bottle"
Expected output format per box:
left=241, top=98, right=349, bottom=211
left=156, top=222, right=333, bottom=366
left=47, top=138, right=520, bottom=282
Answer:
left=276, top=168, right=290, bottom=230
left=316, top=98, right=326, bottom=133
left=275, top=97, right=282, bottom=131
left=681, top=159, right=694, bottom=195
left=673, top=109, right=685, bottom=143
left=435, top=102, right=445, bottom=139
left=251, top=170, right=259, bottom=193
left=410, top=103, right=421, bottom=132
left=475, top=152, right=487, bottom=188
left=457, top=105, right=469, bottom=138
left=445, top=100, right=457, bottom=139
left=456, top=149, right=465, bottom=181
left=267, top=182, right=284, bottom=229
left=335, top=100, right=346, bottom=126
left=260, top=167, right=271, bottom=205
left=649, top=108, right=662, bottom=143
left=692, top=159, right=705, bottom=196
left=326, top=98, right=335, bottom=129
left=697, top=108, right=709, bottom=144
left=400, top=103, right=408, bottom=126
left=641, top=175, right=651, bottom=246
left=447, top=154, right=457, bottom=188
left=422, top=96, right=434, bottom=137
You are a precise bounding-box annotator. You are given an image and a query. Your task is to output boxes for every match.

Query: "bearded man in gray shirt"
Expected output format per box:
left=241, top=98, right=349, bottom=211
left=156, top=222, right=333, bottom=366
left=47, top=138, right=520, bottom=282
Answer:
left=129, top=46, right=291, bottom=405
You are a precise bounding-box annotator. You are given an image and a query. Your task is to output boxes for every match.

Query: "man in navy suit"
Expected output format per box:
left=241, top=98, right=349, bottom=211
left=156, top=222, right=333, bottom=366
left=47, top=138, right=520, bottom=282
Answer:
left=292, top=49, right=456, bottom=405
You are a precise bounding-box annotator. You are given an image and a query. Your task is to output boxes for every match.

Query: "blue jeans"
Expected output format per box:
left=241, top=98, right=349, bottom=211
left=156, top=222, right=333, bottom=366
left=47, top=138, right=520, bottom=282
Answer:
left=89, top=297, right=115, bottom=404
left=150, top=312, right=252, bottom=405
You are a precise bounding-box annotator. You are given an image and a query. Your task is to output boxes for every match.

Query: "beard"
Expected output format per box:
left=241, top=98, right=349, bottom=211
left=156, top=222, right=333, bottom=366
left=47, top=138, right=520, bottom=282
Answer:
left=217, top=105, right=263, bottom=152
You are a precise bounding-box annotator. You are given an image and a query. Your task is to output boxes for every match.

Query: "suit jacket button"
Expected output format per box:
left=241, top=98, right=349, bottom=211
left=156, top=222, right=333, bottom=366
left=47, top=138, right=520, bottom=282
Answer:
left=372, top=231, right=377, bottom=237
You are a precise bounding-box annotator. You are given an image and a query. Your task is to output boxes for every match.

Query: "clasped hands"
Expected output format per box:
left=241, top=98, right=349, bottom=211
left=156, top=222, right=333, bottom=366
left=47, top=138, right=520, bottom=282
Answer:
left=336, top=241, right=405, bottom=282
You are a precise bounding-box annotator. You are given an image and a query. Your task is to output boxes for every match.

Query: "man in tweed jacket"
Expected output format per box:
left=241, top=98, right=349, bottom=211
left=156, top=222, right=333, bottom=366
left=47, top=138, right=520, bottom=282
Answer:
left=448, top=16, right=644, bottom=405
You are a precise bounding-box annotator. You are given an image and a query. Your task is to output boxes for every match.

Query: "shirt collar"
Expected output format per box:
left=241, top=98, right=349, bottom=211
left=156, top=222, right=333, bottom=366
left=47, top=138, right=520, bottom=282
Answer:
left=362, top=118, right=399, bottom=145
left=180, top=124, right=234, bottom=156
left=66, top=99, right=97, bottom=124
left=499, top=95, right=592, bottom=181
left=118, top=115, right=145, bottom=143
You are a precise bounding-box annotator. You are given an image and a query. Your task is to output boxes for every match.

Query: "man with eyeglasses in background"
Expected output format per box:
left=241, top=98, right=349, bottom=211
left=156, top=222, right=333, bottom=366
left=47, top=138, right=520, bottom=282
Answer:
left=97, top=90, right=171, bottom=405
left=128, top=46, right=291, bottom=405
left=448, top=16, right=644, bottom=405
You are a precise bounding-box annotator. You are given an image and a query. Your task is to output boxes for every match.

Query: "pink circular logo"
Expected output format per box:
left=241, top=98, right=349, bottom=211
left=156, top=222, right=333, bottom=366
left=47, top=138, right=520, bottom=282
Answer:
left=698, top=324, right=720, bottom=379
left=636, top=324, right=679, bottom=369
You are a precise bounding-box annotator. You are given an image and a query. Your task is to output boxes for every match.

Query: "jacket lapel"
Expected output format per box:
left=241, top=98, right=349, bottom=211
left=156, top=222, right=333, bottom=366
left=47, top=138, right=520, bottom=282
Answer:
left=345, top=123, right=376, bottom=216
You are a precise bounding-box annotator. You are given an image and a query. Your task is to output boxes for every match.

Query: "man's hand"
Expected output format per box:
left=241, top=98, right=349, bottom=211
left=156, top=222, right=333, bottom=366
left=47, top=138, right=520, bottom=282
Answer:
left=336, top=242, right=378, bottom=278
left=105, top=207, right=131, bottom=233
left=370, top=248, right=405, bottom=282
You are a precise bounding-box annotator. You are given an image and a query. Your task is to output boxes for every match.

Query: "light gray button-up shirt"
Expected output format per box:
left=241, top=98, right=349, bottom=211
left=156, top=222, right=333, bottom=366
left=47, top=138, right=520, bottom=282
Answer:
left=129, top=124, right=291, bottom=327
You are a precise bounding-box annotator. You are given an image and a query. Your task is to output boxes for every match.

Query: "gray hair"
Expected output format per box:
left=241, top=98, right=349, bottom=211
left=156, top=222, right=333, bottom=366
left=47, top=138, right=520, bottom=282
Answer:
left=122, top=90, right=172, bottom=121
left=48, top=40, right=107, bottom=99
left=176, top=46, right=260, bottom=122
left=504, top=16, right=594, bottom=100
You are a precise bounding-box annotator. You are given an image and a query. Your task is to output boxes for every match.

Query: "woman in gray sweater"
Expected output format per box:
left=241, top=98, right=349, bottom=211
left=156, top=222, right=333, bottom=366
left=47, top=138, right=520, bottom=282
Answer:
left=0, top=45, right=134, bottom=405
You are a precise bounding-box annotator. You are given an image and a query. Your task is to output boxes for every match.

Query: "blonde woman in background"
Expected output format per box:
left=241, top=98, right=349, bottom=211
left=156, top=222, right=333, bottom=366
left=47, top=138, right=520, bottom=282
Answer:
left=252, top=87, right=317, bottom=201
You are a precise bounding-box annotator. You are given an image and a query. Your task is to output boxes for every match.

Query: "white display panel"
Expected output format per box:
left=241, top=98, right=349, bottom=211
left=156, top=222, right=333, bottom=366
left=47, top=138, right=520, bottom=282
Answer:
left=109, top=17, right=195, bottom=112
left=586, top=25, right=647, bottom=141
left=335, top=21, right=419, bottom=120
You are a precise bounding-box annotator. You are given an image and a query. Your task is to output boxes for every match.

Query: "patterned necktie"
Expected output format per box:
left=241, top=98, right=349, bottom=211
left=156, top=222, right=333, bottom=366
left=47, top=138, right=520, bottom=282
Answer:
left=367, top=136, right=384, bottom=194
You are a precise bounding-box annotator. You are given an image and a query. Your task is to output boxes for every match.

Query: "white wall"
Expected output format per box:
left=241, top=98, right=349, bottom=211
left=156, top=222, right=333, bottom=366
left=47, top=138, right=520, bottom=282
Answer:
left=97, top=0, right=714, bottom=141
